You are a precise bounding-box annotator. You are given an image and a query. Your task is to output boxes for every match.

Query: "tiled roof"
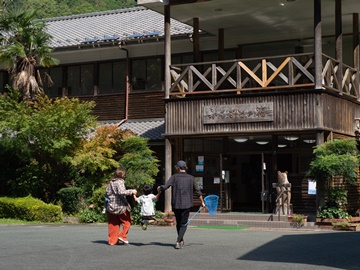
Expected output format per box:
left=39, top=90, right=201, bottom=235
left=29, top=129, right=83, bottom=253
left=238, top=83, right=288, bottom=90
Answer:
left=99, top=118, right=165, bottom=141
left=45, top=6, right=194, bottom=49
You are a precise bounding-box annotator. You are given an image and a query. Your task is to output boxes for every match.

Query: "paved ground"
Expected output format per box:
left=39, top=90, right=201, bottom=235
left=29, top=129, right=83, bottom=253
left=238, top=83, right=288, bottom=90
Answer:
left=0, top=224, right=359, bottom=270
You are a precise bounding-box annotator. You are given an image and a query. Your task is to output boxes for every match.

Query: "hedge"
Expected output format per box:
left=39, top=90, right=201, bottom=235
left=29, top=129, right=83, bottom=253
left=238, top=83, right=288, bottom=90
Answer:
left=0, top=196, right=62, bottom=222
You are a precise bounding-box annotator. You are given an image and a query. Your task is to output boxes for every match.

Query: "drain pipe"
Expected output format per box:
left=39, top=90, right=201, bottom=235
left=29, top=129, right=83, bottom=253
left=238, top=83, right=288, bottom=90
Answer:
left=117, top=44, right=129, bottom=126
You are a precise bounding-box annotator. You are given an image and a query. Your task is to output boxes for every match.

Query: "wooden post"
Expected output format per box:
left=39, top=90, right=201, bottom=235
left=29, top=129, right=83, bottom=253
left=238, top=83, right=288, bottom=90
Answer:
left=164, top=137, right=172, bottom=212
left=193, top=17, right=201, bottom=63
left=316, top=131, right=325, bottom=214
left=353, top=13, right=360, bottom=101
left=314, top=0, right=323, bottom=89
left=218, top=28, right=224, bottom=61
left=164, top=4, right=171, bottom=99
left=164, top=4, right=172, bottom=212
left=335, top=0, right=343, bottom=95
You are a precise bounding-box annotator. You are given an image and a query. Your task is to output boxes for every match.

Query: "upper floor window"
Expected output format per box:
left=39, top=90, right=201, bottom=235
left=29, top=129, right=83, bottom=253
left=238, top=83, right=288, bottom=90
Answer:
left=40, top=67, right=63, bottom=98
left=0, top=71, right=8, bottom=93
left=67, top=64, right=94, bottom=96
left=98, top=61, right=126, bottom=94
left=131, top=57, right=162, bottom=91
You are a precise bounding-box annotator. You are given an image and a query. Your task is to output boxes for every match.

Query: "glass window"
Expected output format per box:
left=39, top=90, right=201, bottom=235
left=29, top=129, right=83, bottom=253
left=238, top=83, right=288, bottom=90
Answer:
left=98, top=61, right=126, bottom=94
left=131, top=57, right=162, bottom=91
left=99, top=63, right=112, bottom=93
left=113, top=61, right=126, bottom=92
left=81, top=64, right=94, bottom=95
left=67, top=65, right=94, bottom=96
left=0, top=71, right=8, bottom=93
left=67, top=66, right=80, bottom=96
left=147, top=58, right=162, bottom=90
left=41, top=67, right=63, bottom=98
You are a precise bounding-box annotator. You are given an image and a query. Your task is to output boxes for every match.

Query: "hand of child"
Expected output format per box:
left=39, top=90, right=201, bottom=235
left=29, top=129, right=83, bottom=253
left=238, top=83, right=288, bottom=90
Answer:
left=133, top=189, right=137, bottom=195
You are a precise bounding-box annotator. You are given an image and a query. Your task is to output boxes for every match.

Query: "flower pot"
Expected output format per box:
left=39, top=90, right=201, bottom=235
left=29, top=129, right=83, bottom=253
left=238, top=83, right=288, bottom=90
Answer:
left=166, top=221, right=174, bottom=226
left=333, top=225, right=359, bottom=231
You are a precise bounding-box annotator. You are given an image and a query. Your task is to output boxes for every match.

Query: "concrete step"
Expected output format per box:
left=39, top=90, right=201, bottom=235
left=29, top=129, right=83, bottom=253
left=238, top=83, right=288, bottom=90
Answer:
left=187, top=212, right=317, bottom=230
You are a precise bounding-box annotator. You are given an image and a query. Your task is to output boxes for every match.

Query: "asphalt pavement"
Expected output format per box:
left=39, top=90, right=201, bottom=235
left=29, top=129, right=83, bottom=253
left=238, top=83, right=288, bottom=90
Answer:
left=0, top=224, right=359, bottom=270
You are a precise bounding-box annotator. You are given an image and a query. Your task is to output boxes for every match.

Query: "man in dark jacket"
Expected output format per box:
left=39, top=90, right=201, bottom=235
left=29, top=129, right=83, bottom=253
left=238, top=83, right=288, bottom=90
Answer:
left=158, top=160, right=205, bottom=249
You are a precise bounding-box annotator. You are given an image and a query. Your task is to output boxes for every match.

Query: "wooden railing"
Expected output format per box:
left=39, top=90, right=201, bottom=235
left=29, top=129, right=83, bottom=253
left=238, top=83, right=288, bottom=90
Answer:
left=169, top=53, right=360, bottom=100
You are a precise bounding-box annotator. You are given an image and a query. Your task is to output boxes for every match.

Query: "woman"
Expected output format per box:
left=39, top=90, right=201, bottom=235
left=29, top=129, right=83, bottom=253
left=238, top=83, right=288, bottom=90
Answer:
left=158, top=160, right=205, bottom=249
left=106, top=167, right=137, bottom=245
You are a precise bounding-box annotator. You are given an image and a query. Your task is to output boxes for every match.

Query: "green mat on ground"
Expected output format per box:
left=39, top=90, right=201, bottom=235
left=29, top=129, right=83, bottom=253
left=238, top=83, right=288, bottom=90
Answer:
left=194, top=225, right=249, bottom=230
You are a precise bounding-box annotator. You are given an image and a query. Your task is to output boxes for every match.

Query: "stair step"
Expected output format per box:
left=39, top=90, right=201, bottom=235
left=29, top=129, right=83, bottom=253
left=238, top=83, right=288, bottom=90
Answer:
left=187, top=212, right=317, bottom=230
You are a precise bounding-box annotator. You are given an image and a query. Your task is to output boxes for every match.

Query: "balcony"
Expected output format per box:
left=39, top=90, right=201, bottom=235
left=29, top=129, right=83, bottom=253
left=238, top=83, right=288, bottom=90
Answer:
left=169, top=53, right=359, bottom=101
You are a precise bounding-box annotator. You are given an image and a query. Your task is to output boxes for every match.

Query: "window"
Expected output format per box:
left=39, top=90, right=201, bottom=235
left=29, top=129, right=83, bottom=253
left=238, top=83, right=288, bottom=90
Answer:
left=131, top=57, right=162, bottom=91
left=41, top=67, right=63, bottom=97
left=98, top=61, right=126, bottom=94
left=67, top=64, right=94, bottom=96
left=0, top=71, right=8, bottom=93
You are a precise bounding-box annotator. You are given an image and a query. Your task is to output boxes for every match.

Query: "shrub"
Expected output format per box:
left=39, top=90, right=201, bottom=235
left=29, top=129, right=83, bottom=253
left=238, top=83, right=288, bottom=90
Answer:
left=0, top=196, right=62, bottom=222
left=77, top=208, right=105, bottom=223
left=57, top=187, right=83, bottom=214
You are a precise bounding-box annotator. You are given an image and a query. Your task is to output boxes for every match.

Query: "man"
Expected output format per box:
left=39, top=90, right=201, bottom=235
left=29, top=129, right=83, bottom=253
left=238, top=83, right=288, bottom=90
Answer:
left=158, top=160, right=205, bottom=249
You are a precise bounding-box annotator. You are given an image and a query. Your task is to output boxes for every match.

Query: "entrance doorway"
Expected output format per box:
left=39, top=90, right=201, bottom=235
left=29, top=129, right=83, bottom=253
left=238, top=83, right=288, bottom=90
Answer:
left=220, top=154, right=271, bottom=213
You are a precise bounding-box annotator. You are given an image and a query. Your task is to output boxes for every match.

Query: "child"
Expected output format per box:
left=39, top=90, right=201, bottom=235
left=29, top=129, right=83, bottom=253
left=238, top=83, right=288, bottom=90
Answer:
left=133, top=185, right=161, bottom=230
left=102, top=196, right=109, bottom=214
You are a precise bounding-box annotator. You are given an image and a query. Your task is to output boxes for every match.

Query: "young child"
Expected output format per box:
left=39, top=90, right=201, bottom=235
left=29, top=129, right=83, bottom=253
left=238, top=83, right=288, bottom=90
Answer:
left=102, top=196, right=109, bottom=214
left=133, top=184, right=161, bottom=230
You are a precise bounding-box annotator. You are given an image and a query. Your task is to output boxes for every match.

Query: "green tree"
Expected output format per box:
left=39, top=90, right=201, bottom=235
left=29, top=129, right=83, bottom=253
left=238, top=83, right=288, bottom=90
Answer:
left=119, top=136, right=160, bottom=190
left=69, top=125, right=134, bottom=194
left=307, top=139, right=359, bottom=217
left=0, top=6, right=59, bottom=100
left=7, top=0, right=137, bottom=18
left=0, top=89, right=97, bottom=200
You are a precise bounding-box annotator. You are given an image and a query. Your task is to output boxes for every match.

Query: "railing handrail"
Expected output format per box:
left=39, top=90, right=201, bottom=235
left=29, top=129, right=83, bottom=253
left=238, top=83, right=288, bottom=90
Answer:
left=170, top=52, right=313, bottom=68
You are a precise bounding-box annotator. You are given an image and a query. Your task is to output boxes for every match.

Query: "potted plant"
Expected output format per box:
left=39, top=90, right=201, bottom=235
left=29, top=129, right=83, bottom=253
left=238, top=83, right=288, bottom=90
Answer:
left=288, top=213, right=307, bottom=227
left=331, top=220, right=359, bottom=231
left=157, top=210, right=176, bottom=226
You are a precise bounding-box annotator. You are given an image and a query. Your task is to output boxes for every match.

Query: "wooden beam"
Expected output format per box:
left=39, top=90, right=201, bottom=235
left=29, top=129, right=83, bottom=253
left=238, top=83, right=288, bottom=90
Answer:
left=164, top=4, right=171, bottom=99
left=314, top=0, right=323, bottom=89
left=353, top=13, right=360, bottom=101
left=335, top=0, right=343, bottom=95
left=193, top=17, right=201, bottom=63
left=218, top=28, right=224, bottom=61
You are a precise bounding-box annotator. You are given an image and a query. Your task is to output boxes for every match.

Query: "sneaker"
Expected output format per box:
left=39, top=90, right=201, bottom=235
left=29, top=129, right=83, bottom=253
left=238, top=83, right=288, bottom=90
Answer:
left=180, top=240, right=184, bottom=248
left=118, top=237, right=129, bottom=245
left=175, top=242, right=181, bottom=249
left=142, top=220, right=149, bottom=230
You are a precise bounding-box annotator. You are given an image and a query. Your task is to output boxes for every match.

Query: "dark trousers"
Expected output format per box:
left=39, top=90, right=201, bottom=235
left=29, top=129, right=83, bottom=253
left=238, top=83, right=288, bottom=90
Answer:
left=173, top=208, right=190, bottom=242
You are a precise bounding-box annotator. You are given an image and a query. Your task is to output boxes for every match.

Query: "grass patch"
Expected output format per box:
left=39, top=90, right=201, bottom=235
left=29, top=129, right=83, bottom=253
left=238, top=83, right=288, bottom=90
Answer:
left=195, top=225, right=249, bottom=230
left=0, top=218, right=41, bottom=225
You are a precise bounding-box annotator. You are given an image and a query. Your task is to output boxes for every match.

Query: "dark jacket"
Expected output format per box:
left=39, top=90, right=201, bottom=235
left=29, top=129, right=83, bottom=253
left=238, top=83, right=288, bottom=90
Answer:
left=160, top=172, right=202, bottom=209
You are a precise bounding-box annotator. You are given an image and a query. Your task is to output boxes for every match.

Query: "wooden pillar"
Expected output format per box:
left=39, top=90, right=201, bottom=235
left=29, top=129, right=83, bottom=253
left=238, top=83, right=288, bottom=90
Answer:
left=316, top=131, right=325, bottom=212
left=164, top=4, right=172, bottom=212
left=218, top=28, right=224, bottom=61
left=335, top=0, right=343, bottom=94
left=164, top=137, right=172, bottom=212
left=314, top=0, right=323, bottom=89
left=193, top=17, right=201, bottom=63
left=353, top=13, right=360, bottom=101
left=164, top=4, right=171, bottom=99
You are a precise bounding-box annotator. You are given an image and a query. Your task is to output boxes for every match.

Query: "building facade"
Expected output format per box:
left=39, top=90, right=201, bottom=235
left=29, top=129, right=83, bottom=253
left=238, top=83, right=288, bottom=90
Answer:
left=2, top=1, right=360, bottom=214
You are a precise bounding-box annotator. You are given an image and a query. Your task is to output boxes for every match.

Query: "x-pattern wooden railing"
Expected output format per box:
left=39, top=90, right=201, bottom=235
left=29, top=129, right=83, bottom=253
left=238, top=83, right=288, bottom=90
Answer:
left=322, top=53, right=359, bottom=99
left=169, top=53, right=360, bottom=100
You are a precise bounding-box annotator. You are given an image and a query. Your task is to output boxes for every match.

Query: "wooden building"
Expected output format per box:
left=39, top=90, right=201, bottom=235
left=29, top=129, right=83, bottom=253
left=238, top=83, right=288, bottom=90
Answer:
left=2, top=1, right=359, bottom=214
left=136, top=0, right=360, bottom=214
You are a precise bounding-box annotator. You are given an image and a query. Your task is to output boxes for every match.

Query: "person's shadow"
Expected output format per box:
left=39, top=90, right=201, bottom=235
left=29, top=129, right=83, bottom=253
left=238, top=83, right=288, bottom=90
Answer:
left=92, top=240, right=174, bottom=247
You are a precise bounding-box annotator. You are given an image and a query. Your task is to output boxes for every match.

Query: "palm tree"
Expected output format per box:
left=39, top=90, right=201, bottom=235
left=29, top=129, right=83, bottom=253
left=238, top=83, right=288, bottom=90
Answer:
left=0, top=6, right=59, bottom=100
